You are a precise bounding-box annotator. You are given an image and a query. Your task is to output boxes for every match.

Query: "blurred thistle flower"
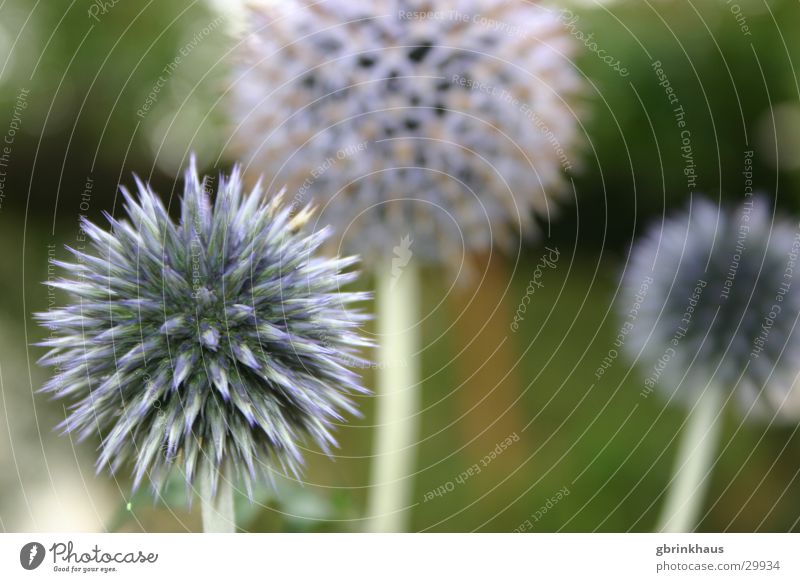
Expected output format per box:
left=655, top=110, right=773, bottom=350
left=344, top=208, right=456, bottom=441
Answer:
left=36, top=159, right=370, bottom=498
left=621, top=196, right=800, bottom=421
left=228, top=0, right=585, bottom=265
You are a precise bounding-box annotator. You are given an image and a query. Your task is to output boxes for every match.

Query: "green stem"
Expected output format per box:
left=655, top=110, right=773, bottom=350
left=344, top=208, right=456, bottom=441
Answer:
left=366, top=262, right=420, bottom=532
left=657, top=384, right=724, bottom=533
left=199, top=463, right=235, bottom=533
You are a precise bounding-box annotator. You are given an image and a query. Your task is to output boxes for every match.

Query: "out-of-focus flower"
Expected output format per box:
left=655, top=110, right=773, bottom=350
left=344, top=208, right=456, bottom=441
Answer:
left=621, top=196, right=800, bottom=421
left=36, top=158, right=370, bottom=497
left=229, top=0, right=585, bottom=265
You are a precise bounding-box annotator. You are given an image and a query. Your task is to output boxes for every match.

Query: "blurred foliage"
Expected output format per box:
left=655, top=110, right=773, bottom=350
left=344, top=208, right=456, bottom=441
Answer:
left=558, top=0, right=800, bottom=252
left=0, top=0, right=230, bottom=223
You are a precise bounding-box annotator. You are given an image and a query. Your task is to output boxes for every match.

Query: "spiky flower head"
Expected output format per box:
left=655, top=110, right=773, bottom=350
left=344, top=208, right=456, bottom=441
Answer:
left=621, top=196, right=800, bottom=421
left=36, top=159, right=370, bottom=497
left=229, top=0, right=585, bottom=265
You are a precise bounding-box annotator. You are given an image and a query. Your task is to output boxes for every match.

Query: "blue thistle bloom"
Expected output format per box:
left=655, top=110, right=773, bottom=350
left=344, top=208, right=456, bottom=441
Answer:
left=621, top=196, right=800, bottom=421
left=229, top=0, right=586, bottom=265
left=36, top=158, right=371, bottom=497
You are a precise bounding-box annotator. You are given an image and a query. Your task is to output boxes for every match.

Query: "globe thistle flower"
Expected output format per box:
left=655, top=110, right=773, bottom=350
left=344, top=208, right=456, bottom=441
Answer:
left=621, top=195, right=800, bottom=421
left=36, top=159, right=370, bottom=498
left=228, top=0, right=585, bottom=264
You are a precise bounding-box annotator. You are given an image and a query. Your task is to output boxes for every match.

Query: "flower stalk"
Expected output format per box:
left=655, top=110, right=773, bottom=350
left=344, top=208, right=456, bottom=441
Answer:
left=366, top=262, right=420, bottom=532
left=657, top=384, right=724, bottom=533
left=199, top=462, right=235, bottom=533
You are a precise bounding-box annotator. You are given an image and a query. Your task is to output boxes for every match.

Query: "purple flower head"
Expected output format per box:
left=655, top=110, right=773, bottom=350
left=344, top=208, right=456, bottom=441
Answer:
left=36, top=158, right=371, bottom=497
left=621, top=196, right=800, bottom=421
left=229, top=0, right=586, bottom=265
